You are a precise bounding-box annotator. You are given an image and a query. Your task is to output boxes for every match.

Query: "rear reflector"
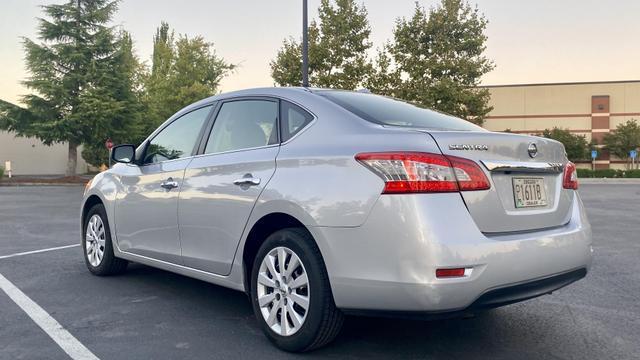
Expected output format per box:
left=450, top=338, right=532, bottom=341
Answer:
left=436, top=268, right=466, bottom=278
left=563, top=161, right=578, bottom=189
left=355, top=152, right=490, bottom=194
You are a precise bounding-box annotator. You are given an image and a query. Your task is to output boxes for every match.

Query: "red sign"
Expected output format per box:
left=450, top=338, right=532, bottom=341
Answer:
left=105, top=138, right=114, bottom=150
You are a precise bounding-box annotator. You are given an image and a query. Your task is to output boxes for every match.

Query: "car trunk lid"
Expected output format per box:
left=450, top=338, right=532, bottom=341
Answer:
left=423, top=130, right=574, bottom=233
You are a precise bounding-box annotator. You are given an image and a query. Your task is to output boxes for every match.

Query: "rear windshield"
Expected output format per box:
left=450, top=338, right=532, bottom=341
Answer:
left=317, top=90, right=484, bottom=131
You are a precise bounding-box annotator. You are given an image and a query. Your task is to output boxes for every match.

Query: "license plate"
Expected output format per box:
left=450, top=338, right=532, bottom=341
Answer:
left=512, top=178, right=547, bottom=208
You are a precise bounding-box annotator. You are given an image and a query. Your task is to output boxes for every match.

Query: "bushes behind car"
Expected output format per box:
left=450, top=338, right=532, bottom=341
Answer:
left=577, top=168, right=640, bottom=178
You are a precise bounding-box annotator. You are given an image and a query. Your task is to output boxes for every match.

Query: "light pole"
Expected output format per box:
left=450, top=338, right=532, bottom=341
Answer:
left=302, top=0, right=309, bottom=87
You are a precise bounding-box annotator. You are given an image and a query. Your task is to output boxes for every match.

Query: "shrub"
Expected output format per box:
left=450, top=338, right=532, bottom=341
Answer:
left=621, top=169, right=640, bottom=178
left=576, top=168, right=593, bottom=178
left=0, top=166, right=3, bottom=178
left=593, top=169, right=620, bottom=178
left=576, top=168, right=640, bottom=178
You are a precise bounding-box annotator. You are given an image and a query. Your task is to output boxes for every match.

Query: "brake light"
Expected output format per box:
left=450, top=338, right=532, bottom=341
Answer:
left=355, top=152, right=490, bottom=194
left=563, top=161, right=578, bottom=189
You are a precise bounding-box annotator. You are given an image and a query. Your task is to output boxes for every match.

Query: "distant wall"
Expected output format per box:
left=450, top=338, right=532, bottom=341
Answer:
left=483, top=80, right=640, bottom=169
left=0, top=130, right=88, bottom=175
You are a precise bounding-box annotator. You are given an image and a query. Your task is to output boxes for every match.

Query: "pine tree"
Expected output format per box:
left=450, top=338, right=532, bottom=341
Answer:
left=0, top=0, right=132, bottom=174
left=80, top=31, right=147, bottom=167
left=383, top=0, right=494, bottom=125
left=270, top=0, right=373, bottom=89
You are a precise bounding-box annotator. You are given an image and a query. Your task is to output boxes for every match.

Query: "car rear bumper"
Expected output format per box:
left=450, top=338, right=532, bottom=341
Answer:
left=310, top=192, right=592, bottom=313
left=341, top=267, right=587, bottom=319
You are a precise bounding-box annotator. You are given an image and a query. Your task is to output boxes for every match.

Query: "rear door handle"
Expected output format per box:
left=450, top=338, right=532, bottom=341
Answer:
left=233, top=175, right=261, bottom=186
left=160, top=178, right=179, bottom=190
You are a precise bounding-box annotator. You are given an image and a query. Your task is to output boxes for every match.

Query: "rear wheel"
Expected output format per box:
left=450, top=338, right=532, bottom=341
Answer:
left=250, top=228, right=343, bottom=352
left=83, top=204, right=128, bottom=276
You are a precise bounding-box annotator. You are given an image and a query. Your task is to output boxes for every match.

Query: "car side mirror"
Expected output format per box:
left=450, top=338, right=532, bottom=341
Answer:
left=111, top=144, right=136, bottom=164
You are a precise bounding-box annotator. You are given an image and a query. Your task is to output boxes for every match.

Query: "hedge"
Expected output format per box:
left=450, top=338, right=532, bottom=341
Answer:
left=0, top=166, right=4, bottom=178
left=576, top=168, right=640, bottom=178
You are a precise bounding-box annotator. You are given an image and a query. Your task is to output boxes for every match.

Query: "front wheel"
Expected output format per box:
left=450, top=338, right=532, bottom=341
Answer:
left=83, top=204, right=128, bottom=276
left=250, top=228, right=343, bottom=352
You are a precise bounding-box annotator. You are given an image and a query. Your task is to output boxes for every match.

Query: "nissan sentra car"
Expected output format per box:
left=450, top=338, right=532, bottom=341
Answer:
left=81, top=87, right=592, bottom=352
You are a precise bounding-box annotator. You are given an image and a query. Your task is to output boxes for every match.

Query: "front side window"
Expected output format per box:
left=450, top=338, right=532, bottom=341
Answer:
left=205, top=100, right=278, bottom=154
left=143, top=106, right=212, bottom=165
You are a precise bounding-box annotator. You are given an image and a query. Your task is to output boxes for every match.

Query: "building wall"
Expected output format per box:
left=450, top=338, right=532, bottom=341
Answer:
left=483, top=80, right=640, bottom=169
left=0, top=130, right=88, bottom=175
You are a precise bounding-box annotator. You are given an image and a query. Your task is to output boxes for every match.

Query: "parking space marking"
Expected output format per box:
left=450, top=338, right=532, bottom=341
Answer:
left=0, top=244, right=79, bottom=260
left=0, top=273, right=99, bottom=360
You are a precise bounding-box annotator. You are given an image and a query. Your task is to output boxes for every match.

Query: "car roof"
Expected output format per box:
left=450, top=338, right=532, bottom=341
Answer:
left=179, top=87, right=356, bottom=113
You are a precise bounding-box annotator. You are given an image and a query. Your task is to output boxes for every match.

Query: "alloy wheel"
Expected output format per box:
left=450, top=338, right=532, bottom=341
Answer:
left=257, top=246, right=310, bottom=336
left=85, top=214, right=106, bottom=267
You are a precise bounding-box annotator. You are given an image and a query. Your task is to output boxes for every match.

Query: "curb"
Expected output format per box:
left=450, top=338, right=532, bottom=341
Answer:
left=0, top=183, right=86, bottom=187
left=579, top=178, right=640, bottom=184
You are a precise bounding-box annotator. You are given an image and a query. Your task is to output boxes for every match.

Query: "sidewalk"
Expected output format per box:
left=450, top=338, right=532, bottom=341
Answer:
left=0, top=175, right=92, bottom=186
left=579, top=178, right=640, bottom=184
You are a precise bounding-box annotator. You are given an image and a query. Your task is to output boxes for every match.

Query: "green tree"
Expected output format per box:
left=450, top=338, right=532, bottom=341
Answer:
left=80, top=31, right=147, bottom=167
left=0, top=0, right=136, bottom=175
left=603, top=120, right=640, bottom=167
left=376, top=0, right=494, bottom=125
left=143, top=22, right=235, bottom=133
left=365, top=47, right=402, bottom=95
left=540, top=127, right=589, bottom=161
left=270, top=0, right=373, bottom=89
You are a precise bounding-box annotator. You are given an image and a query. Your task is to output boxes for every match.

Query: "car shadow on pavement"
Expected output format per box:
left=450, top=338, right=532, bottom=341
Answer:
left=118, top=263, right=535, bottom=359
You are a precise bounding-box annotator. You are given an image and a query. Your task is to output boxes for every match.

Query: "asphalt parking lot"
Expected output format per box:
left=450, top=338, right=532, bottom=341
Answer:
left=0, top=184, right=639, bottom=359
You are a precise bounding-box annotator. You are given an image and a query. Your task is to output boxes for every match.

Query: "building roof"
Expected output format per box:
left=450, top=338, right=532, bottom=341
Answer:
left=479, top=80, right=640, bottom=88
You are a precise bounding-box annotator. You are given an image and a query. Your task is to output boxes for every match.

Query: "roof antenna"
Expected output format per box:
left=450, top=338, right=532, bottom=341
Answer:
left=302, top=0, right=309, bottom=87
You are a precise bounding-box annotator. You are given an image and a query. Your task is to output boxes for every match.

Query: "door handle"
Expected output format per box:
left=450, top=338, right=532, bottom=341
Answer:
left=160, top=178, right=179, bottom=190
left=233, top=175, right=261, bottom=186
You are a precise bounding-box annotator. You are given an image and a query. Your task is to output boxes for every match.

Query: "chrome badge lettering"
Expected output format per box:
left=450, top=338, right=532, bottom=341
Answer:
left=448, top=144, right=489, bottom=151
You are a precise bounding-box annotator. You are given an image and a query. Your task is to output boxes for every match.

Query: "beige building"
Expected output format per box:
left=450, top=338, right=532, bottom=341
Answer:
left=482, top=80, right=640, bottom=169
left=0, top=130, right=87, bottom=175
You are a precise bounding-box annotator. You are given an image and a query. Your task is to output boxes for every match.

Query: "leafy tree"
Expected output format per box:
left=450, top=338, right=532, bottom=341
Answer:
left=365, top=48, right=401, bottom=95
left=540, top=127, right=589, bottom=161
left=374, top=0, right=494, bottom=125
left=0, top=0, right=136, bottom=175
left=143, top=22, right=235, bottom=134
left=271, top=0, right=373, bottom=89
left=603, top=120, right=640, bottom=166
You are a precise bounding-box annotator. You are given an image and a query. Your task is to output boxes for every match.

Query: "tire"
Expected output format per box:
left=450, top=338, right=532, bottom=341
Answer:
left=82, top=204, right=128, bottom=276
left=250, top=228, right=344, bottom=352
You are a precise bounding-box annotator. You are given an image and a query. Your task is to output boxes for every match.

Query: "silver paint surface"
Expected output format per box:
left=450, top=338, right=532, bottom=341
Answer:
left=81, top=87, right=592, bottom=312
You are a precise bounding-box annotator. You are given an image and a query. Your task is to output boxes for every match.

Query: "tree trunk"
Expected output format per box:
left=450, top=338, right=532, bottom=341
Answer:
left=66, top=142, right=78, bottom=176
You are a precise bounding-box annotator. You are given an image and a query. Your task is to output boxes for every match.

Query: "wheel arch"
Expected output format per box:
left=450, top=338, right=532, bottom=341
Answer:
left=81, top=194, right=104, bottom=228
left=241, top=212, right=317, bottom=294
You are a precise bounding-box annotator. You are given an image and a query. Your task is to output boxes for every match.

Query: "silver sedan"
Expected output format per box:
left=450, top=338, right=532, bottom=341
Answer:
left=81, top=87, right=592, bottom=352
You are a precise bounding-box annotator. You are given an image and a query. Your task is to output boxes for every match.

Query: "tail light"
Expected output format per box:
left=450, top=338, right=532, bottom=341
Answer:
left=355, top=152, right=490, bottom=194
left=563, top=161, right=578, bottom=189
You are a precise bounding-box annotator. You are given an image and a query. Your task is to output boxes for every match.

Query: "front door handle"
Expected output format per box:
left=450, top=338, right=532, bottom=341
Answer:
left=160, top=178, right=179, bottom=190
left=233, top=175, right=261, bottom=186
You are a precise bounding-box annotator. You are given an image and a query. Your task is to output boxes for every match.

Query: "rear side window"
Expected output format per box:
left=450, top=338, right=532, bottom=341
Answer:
left=317, top=91, right=483, bottom=131
left=281, top=101, right=314, bottom=142
left=204, top=100, right=279, bottom=154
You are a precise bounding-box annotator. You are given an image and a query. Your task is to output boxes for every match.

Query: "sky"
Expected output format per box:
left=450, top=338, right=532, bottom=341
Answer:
left=1, top=0, right=639, bottom=104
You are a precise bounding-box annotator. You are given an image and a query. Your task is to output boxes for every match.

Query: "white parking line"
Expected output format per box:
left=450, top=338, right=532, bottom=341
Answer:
left=0, top=273, right=99, bottom=360
left=0, top=244, right=79, bottom=260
